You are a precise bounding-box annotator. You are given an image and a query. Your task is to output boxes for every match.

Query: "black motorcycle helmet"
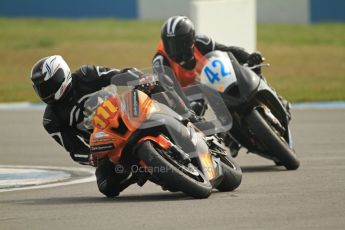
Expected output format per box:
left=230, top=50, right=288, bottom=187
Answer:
left=30, top=55, right=72, bottom=104
left=161, top=16, right=196, bottom=64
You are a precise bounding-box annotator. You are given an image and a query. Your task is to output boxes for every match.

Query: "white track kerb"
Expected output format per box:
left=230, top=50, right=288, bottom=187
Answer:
left=0, top=165, right=95, bottom=193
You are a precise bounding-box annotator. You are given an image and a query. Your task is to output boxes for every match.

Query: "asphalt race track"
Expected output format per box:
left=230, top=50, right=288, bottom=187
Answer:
left=0, top=108, right=344, bottom=230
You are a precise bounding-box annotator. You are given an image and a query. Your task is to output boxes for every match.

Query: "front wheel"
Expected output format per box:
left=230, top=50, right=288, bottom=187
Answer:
left=217, top=155, right=242, bottom=192
left=246, top=109, right=300, bottom=170
left=136, top=141, right=212, bottom=199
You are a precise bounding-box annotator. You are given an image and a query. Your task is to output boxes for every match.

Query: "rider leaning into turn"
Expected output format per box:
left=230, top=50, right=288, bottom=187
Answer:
left=152, top=16, right=291, bottom=118
left=30, top=55, right=200, bottom=198
left=30, top=55, right=140, bottom=197
left=152, top=16, right=291, bottom=155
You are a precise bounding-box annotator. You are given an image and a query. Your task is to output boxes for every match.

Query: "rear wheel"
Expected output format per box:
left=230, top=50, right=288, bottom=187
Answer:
left=136, top=141, right=212, bottom=199
left=246, top=109, right=300, bottom=170
left=217, top=155, right=242, bottom=192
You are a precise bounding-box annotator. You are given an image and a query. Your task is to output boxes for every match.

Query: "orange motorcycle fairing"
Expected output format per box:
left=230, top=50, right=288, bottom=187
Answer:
left=138, top=135, right=172, bottom=151
left=90, top=90, right=155, bottom=164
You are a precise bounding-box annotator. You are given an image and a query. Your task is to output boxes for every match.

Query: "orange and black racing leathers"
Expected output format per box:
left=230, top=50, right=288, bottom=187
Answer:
left=152, top=34, right=251, bottom=87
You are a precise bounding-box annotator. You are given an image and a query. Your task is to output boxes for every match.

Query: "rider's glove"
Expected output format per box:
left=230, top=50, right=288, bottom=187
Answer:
left=247, top=52, right=264, bottom=75
left=247, top=52, right=264, bottom=67
left=134, top=74, right=158, bottom=95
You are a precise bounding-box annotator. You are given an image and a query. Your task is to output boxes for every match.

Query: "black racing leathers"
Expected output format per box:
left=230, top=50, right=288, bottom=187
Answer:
left=43, top=65, right=120, bottom=164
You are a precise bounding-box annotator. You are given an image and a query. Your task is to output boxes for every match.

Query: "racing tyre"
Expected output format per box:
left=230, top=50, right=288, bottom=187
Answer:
left=217, top=155, right=242, bottom=192
left=136, top=141, right=212, bottom=199
left=246, top=109, right=300, bottom=170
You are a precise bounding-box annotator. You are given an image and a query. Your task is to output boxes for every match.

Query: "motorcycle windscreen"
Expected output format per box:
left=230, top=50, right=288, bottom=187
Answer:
left=110, top=66, right=191, bottom=119
left=183, top=84, right=232, bottom=136
left=83, top=67, right=229, bottom=160
left=149, top=66, right=232, bottom=136
left=111, top=66, right=232, bottom=136
left=150, top=67, right=192, bottom=120
left=83, top=85, right=120, bottom=130
left=108, top=67, right=201, bottom=156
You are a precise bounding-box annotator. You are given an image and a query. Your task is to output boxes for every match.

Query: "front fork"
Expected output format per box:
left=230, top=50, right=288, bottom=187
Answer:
left=255, top=104, right=293, bottom=149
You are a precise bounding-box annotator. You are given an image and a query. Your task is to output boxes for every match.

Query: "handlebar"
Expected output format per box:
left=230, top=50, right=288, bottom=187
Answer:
left=243, top=63, right=271, bottom=70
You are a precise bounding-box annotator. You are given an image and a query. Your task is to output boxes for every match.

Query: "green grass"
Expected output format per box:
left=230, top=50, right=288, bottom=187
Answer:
left=0, top=18, right=344, bottom=102
left=257, top=24, right=345, bottom=102
left=258, top=23, right=345, bottom=46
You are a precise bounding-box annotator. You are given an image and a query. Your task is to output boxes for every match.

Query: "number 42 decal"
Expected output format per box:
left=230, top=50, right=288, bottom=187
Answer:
left=204, top=59, right=231, bottom=84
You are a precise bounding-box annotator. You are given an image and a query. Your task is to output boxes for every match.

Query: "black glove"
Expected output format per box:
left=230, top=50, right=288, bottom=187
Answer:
left=247, top=52, right=264, bottom=67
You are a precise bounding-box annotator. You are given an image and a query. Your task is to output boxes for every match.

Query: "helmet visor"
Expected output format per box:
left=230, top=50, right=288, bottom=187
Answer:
left=33, top=68, right=65, bottom=102
left=164, top=33, right=194, bottom=63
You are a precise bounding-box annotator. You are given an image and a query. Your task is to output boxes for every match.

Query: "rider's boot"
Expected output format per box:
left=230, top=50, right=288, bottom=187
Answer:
left=96, top=157, right=136, bottom=198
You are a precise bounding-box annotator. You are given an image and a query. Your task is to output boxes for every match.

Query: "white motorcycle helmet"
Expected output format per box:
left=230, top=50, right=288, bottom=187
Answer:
left=30, top=55, right=72, bottom=104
